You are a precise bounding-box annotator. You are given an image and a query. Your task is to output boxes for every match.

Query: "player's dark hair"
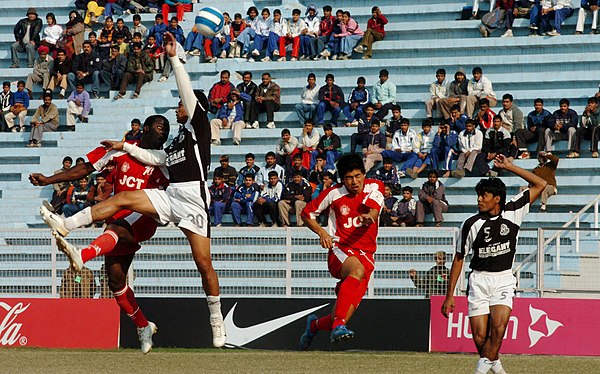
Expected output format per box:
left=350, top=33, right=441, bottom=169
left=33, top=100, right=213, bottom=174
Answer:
left=336, top=153, right=366, bottom=178
left=143, top=114, right=170, bottom=139
left=476, top=178, right=507, bottom=209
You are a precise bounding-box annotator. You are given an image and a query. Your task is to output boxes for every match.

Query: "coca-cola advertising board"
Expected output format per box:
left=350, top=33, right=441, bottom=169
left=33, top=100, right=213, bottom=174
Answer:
left=0, top=299, right=119, bottom=349
left=430, top=296, right=600, bottom=356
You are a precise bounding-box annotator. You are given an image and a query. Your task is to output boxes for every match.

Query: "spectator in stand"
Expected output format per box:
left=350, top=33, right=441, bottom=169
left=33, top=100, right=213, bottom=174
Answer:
left=255, top=72, right=281, bottom=129
left=336, top=10, right=364, bottom=60
left=183, top=26, right=205, bottom=57
left=237, top=71, right=259, bottom=129
left=483, top=116, right=513, bottom=176
left=123, top=118, right=142, bottom=141
left=60, top=266, right=95, bottom=299
left=228, top=13, right=246, bottom=58
left=316, top=73, right=344, bottom=127
left=114, top=42, right=153, bottom=99
left=209, top=171, right=232, bottom=227
left=278, top=170, right=312, bottom=227
left=96, top=32, right=112, bottom=61
left=48, top=156, right=73, bottom=214
left=100, top=16, right=116, bottom=43
left=355, top=6, right=387, bottom=60
left=238, top=6, right=259, bottom=58
left=301, top=5, right=320, bottom=60
left=312, top=5, right=335, bottom=60
left=0, top=82, right=13, bottom=132
left=388, top=186, right=417, bottom=227
left=515, top=98, right=551, bottom=159
left=162, top=0, right=192, bottom=22
left=28, top=91, right=59, bottom=148
left=263, top=9, right=287, bottom=62
left=113, top=33, right=130, bottom=56
left=431, top=122, right=458, bottom=176
left=276, top=128, right=299, bottom=168
left=475, top=98, right=497, bottom=133
left=350, top=103, right=378, bottom=153
left=114, top=18, right=133, bottom=42
left=88, top=173, right=112, bottom=206
left=540, top=0, right=574, bottom=36
left=255, top=171, right=284, bottom=227
left=208, top=70, right=235, bottom=114
left=66, top=82, right=91, bottom=129
left=372, top=158, right=402, bottom=193
left=295, top=73, right=319, bottom=126
left=249, top=8, right=271, bottom=60
left=540, top=98, right=578, bottom=155
left=452, top=119, right=484, bottom=178
left=296, top=119, right=321, bottom=169
left=362, top=120, right=386, bottom=172
left=408, top=119, right=436, bottom=179
left=157, top=38, right=185, bottom=82
left=385, top=105, right=404, bottom=146
left=11, top=8, right=42, bottom=69
left=144, top=35, right=163, bottom=72
left=530, top=153, right=559, bottom=212
left=381, top=118, right=419, bottom=175
left=479, top=0, right=517, bottom=38
left=4, top=81, right=29, bottom=133
left=438, top=68, right=469, bottom=118
left=466, top=67, right=496, bottom=118
left=497, top=93, right=524, bottom=133
left=63, top=177, right=92, bottom=217
left=40, top=13, right=63, bottom=57
left=312, top=124, right=342, bottom=170
left=576, top=0, right=599, bottom=34
left=342, top=76, right=370, bottom=126
left=371, top=69, right=397, bottom=120
left=570, top=96, right=600, bottom=158
left=426, top=69, right=448, bottom=120
left=236, top=153, right=261, bottom=186
left=232, top=174, right=260, bottom=226
left=207, top=13, right=231, bottom=62
left=280, top=9, right=305, bottom=62
left=166, top=17, right=185, bottom=45
left=132, top=14, right=148, bottom=42
left=210, top=90, right=245, bottom=146
left=257, top=151, right=286, bottom=188
left=148, top=14, right=167, bottom=47
left=99, top=45, right=127, bottom=91
left=47, top=50, right=72, bottom=99
left=214, top=155, right=238, bottom=188
left=285, top=153, right=310, bottom=184
left=409, top=251, right=450, bottom=298
left=416, top=171, right=448, bottom=227
left=379, top=184, right=398, bottom=227
left=447, top=104, right=469, bottom=133
left=308, top=153, right=335, bottom=188
left=68, top=41, right=101, bottom=99
left=25, top=46, right=53, bottom=99
left=64, top=11, right=85, bottom=58
left=319, top=9, right=344, bottom=60
left=311, top=171, right=336, bottom=199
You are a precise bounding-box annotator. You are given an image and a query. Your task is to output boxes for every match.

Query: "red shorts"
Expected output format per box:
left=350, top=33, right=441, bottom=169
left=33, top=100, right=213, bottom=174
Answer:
left=105, top=209, right=158, bottom=257
left=328, top=247, right=375, bottom=304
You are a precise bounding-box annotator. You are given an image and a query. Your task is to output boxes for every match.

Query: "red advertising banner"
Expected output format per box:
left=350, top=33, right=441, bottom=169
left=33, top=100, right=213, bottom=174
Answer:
left=0, top=298, right=120, bottom=349
left=430, top=296, right=600, bottom=356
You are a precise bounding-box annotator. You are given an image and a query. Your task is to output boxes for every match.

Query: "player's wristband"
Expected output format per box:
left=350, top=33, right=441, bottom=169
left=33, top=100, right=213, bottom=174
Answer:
left=170, top=55, right=183, bottom=69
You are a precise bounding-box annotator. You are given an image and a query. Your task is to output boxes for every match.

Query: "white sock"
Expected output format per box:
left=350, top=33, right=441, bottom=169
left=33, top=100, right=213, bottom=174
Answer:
left=64, top=207, right=93, bottom=231
left=60, top=88, right=65, bottom=96
left=207, top=295, right=223, bottom=321
left=490, top=360, right=505, bottom=374
left=475, top=357, right=495, bottom=374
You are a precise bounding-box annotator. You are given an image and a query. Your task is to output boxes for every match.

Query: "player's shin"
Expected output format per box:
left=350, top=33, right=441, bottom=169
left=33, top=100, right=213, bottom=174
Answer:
left=114, top=285, right=149, bottom=328
left=332, top=276, right=361, bottom=328
left=81, top=230, right=119, bottom=262
left=312, top=314, right=333, bottom=333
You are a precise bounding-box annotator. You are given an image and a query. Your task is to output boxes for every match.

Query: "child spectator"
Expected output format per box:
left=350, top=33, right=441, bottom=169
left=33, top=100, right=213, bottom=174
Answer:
left=475, top=98, right=497, bottom=132
left=229, top=13, right=246, bottom=58
left=447, top=105, right=469, bottom=133
left=311, top=124, right=342, bottom=170
left=308, top=153, right=335, bottom=188
left=350, top=103, right=378, bottom=153
left=372, top=158, right=402, bottom=193
left=66, top=82, right=91, bottom=128
left=371, top=69, right=396, bottom=120
left=88, top=173, right=112, bottom=206
left=313, top=5, right=335, bottom=60
left=263, top=9, right=287, bottom=62
left=0, top=82, right=14, bottom=132
left=97, top=32, right=112, bottom=61
left=166, top=17, right=185, bottom=44
left=232, top=174, right=260, bottom=226
left=311, top=171, right=336, bottom=199
left=385, top=105, right=404, bottom=146
left=210, top=90, right=245, bottom=146
left=236, top=153, right=261, bottom=186
left=355, top=6, right=387, bottom=59
left=294, top=73, right=319, bottom=126
left=408, top=119, right=436, bottom=179
left=144, top=35, right=163, bottom=71
left=40, top=13, right=63, bottom=56
left=452, top=119, right=484, bottom=178
left=431, top=122, right=458, bottom=176
left=123, top=118, right=143, bottom=141
left=255, top=170, right=284, bottom=227
left=362, top=120, right=386, bottom=172
left=132, top=14, right=148, bottom=42
left=281, top=9, right=305, bottom=62
left=342, top=76, right=370, bottom=126
left=209, top=13, right=231, bottom=61
left=415, top=171, right=448, bottom=227
left=316, top=74, right=344, bottom=127
left=115, top=18, right=133, bottom=42
left=319, top=9, right=344, bottom=59
left=301, top=5, right=320, bottom=60
left=250, top=8, right=272, bottom=60
left=276, top=128, right=299, bottom=168
left=278, top=170, right=313, bottom=227
left=5, top=81, right=29, bottom=133
left=379, top=184, right=399, bottom=227
left=337, top=11, right=363, bottom=60
left=114, top=33, right=129, bottom=56
left=63, top=177, right=92, bottom=217
left=214, top=154, right=238, bottom=188
left=209, top=171, right=232, bottom=227
left=387, top=186, right=417, bottom=227
left=285, top=154, right=310, bottom=184
left=482, top=116, right=513, bottom=176
left=426, top=69, right=448, bottom=120
left=148, top=14, right=167, bottom=46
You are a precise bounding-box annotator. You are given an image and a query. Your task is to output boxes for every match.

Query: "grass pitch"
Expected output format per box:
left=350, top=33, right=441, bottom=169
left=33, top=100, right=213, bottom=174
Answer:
left=0, top=349, right=597, bottom=373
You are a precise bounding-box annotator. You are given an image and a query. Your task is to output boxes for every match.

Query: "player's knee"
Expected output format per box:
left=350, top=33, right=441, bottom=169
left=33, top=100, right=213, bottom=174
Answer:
left=108, top=276, right=127, bottom=292
left=349, top=264, right=365, bottom=281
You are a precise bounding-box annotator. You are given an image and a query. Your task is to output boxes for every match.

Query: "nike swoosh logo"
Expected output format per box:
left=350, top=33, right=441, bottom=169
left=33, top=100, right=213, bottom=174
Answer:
left=224, top=302, right=329, bottom=347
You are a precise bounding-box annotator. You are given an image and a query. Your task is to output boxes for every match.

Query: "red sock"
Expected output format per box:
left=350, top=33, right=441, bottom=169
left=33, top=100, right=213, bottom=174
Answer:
left=311, top=314, right=333, bottom=333
left=332, top=276, right=361, bottom=329
left=80, top=230, right=119, bottom=263
left=114, top=286, right=148, bottom=328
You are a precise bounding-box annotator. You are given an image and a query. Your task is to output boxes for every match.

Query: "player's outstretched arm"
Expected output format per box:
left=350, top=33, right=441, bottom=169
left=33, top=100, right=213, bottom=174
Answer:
left=164, top=31, right=197, bottom=119
left=101, top=140, right=167, bottom=166
left=493, top=154, right=547, bottom=204
left=29, top=162, right=96, bottom=187
left=441, top=252, right=464, bottom=318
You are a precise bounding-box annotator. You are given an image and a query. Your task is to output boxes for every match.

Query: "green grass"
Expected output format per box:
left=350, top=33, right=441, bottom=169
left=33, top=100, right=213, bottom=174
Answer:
left=0, top=349, right=598, bottom=374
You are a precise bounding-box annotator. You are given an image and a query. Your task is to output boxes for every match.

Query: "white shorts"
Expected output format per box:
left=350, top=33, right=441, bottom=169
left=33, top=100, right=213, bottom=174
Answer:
left=144, top=181, right=211, bottom=237
left=467, top=269, right=516, bottom=317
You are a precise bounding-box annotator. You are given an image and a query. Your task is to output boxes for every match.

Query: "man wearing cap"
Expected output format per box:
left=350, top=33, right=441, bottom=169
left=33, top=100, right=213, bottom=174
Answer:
left=11, top=8, right=43, bottom=69
left=66, top=83, right=91, bottom=128
left=371, top=69, right=397, bottom=121
left=28, top=91, right=59, bottom=147
left=25, top=46, right=54, bottom=99
left=210, top=90, right=245, bottom=146
left=214, top=155, right=239, bottom=188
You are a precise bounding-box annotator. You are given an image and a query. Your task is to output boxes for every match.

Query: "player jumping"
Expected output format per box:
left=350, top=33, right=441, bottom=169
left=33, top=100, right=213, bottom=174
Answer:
left=299, top=153, right=384, bottom=349
left=441, top=154, right=546, bottom=374
left=30, top=115, right=169, bottom=354
left=39, top=32, right=227, bottom=349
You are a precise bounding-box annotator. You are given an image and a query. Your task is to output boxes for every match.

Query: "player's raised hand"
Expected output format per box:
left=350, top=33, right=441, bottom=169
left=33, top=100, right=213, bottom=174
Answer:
left=163, top=32, right=177, bottom=58
left=101, top=140, right=124, bottom=151
left=441, top=296, right=455, bottom=318
left=29, top=173, right=50, bottom=186
left=493, top=154, right=512, bottom=170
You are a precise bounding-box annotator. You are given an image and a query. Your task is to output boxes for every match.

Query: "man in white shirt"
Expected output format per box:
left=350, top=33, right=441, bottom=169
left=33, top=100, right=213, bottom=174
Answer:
left=294, top=73, right=319, bottom=125
left=466, top=67, right=496, bottom=118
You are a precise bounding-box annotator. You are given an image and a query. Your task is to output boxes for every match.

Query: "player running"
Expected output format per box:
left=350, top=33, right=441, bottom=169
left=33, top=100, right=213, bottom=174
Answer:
left=38, top=32, right=227, bottom=348
left=299, top=153, right=384, bottom=349
left=30, top=115, right=169, bottom=354
left=441, top=154, right=546, bottom=374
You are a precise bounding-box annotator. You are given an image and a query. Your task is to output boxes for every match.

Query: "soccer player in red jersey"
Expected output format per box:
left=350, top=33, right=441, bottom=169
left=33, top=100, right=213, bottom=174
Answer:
left=29, top=115, right=170, bottom=354
left=299, top=153, right=385, bottom=348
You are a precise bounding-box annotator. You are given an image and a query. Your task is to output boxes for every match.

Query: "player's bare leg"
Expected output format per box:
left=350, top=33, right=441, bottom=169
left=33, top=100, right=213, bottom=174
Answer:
left=181, top=227, right=226, bottom=348
left=469, top=306, right=511, bottom=374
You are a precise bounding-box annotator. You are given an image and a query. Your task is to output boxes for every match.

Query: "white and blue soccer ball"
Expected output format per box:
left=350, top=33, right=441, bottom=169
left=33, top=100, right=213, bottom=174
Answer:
left=195, top=7, right=225, bottom=37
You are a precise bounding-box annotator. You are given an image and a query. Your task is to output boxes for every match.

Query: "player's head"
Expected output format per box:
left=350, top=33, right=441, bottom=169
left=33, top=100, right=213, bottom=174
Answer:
left=475, top=177, right=507, bottom=213
left=336, top=153, right=366, bottom=195
left=140, top=115, right=170, bottom=149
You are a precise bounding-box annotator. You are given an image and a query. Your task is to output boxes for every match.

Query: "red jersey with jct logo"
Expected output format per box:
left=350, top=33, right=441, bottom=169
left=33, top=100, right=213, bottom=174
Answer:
left=302, top=179, right=385, bottom=254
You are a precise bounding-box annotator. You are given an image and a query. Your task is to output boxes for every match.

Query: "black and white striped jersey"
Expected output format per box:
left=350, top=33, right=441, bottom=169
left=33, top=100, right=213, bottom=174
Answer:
left=457, top=189, right=530, bottom=272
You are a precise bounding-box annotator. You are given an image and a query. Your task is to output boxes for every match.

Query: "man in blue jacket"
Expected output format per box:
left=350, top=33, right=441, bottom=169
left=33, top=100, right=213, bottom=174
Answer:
left=210, top=90, right=245, bottom=146
left=232, top=174, right=260, bottom=226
